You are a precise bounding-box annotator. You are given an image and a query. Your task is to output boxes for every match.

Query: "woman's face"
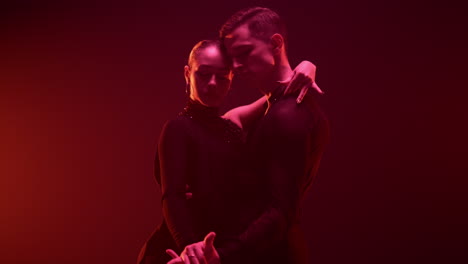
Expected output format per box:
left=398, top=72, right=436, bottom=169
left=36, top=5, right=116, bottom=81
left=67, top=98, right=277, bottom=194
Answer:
left=185, top=46, right=233, bottom=107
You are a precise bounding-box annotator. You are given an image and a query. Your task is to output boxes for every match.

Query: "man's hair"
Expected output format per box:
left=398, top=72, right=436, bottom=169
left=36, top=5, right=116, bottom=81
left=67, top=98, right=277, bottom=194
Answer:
left=219, top=7, right=287, bottom=45
left=187, top=39, right=230, bottom=67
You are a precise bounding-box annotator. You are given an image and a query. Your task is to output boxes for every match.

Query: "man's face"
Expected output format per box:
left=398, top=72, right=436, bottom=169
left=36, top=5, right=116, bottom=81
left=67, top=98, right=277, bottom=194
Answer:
left=224, top=24, right=275, bottom=84
left=187, top=46, right=232, bottom=107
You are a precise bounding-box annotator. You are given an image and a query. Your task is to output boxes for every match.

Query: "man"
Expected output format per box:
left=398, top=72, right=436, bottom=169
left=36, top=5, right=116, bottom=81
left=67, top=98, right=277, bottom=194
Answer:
left=169, top=7, right=329, bottom=264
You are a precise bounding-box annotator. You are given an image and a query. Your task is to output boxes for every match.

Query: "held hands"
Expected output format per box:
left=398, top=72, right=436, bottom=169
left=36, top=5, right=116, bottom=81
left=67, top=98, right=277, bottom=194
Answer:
left=280, top=60, right=323, bottom=104
left=166, top=232, right=220, bottom=264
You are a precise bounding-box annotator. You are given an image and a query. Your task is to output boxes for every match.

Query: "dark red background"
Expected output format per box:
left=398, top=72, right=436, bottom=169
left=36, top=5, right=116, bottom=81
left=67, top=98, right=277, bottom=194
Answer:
left=1, top=0, right=467, bottom=263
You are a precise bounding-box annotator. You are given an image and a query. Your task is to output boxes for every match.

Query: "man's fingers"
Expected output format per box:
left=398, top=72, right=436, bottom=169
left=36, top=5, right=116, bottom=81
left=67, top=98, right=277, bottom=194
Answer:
left=167, top=258, right=184, bottom=264
left=182, top=254, right=190, bottom=264
left=166, top=249, right=179, bottom=259
left=203, top=232, right=216, bottom=246
left=203, top=232, right=216, bottom=249
left=183, top=247, right=200, bottom=264
left=166, top=249, right=184, bottom=264
left=194, top=246, right=207, bottom=264
left=202, top=233, right=220, bottom=264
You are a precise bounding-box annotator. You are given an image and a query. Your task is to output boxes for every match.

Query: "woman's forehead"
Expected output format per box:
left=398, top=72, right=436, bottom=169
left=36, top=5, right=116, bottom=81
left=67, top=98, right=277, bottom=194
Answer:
left=196, top=46, right=224, bottom=60
left=194, top=47, right=229, bottom=69
left=202, top=46, right=221, bottom=56
left=196, top=64, right=230, bottom=72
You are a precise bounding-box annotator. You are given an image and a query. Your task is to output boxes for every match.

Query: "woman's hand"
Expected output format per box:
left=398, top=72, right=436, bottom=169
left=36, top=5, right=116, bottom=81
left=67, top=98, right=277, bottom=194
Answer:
left=280, top=60, right=323, bottom=103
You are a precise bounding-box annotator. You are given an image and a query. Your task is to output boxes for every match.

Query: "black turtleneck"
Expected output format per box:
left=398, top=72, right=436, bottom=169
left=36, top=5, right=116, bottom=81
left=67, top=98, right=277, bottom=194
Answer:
left=140, top=99, right=246, bottom=263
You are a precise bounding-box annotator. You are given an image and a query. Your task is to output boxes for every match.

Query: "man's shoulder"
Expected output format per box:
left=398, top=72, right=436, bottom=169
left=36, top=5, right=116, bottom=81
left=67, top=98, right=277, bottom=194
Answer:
left=260, top=95, right=328, bottom=142
left=262, top=96, right=307, bottom=137
left=267, top=94, right=326, bottom=124
left=263, top=95, right=298, bottom=123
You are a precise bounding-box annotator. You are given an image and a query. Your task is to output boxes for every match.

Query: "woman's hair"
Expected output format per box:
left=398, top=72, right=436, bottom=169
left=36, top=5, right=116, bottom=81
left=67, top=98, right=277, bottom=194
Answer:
left=187, top=39, right=231, bottom=68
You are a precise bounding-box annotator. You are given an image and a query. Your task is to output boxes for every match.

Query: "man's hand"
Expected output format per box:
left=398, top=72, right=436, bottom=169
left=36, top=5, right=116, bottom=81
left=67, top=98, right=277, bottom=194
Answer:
left=166, top=232, right=220, bottom=264
left=280, top=60, right=323, bottom=103
left=166, top=249, right=184, bottom=264
left=202, top=232, right=220, bottom=264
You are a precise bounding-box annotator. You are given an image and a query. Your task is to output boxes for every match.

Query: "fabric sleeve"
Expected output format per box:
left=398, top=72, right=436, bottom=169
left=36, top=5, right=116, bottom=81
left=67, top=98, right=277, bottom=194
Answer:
left=218, top=103, right=312, bottom=259
left=158, top=119, right=197, bottom=250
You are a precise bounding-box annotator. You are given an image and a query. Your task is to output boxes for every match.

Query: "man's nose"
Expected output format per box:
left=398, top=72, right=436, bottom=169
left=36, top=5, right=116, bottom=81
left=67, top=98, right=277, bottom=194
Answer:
left=208, top=74, right=217, bottom=86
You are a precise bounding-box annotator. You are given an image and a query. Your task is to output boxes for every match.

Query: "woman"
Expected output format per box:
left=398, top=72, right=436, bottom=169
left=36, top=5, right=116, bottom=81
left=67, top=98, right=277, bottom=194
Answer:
left=138, top=39, right=318, bottom=264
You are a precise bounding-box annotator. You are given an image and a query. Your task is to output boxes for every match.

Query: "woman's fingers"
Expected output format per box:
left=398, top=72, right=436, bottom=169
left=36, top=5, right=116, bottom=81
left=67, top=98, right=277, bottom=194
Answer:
left=312, top=82, right=323, bottom=94
left=284, top=71, right=300, bottom=95
left=297, top=85, right=309, bottom=104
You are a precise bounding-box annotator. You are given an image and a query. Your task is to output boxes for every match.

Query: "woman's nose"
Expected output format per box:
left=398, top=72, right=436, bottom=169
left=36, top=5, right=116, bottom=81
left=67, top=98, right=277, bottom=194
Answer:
left=233, top=61, right=243, bottom=72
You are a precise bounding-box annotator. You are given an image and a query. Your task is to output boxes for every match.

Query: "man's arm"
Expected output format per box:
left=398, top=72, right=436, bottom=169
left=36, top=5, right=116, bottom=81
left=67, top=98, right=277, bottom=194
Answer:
left=219, top=102, right=313, bottom=258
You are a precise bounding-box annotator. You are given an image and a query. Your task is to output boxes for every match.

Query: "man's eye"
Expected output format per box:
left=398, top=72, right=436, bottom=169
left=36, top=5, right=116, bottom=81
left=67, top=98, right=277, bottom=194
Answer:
left=197, top=72, right=211, bottom=77
left=217, top=74, right=230, bottom=81
left=237, top=50, right=250, bottom=58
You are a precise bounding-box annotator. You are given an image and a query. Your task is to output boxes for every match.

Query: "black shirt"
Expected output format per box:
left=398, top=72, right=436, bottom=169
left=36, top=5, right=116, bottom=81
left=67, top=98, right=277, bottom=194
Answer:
left=222, top=86, right=330, bottom=263
left=139, top=89, right=329, bottom=264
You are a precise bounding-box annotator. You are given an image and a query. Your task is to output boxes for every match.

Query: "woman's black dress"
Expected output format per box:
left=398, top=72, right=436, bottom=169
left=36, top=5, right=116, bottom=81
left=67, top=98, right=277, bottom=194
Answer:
left=137, top=100, right=248, bottom=264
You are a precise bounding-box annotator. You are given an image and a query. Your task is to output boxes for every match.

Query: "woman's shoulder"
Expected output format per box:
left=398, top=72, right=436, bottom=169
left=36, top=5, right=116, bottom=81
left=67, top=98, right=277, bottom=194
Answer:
left=160, top=115, right=194, bottom=137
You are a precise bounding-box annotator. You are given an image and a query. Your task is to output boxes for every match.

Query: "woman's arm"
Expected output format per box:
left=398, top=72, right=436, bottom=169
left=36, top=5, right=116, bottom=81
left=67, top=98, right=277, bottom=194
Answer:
left=158, top=119, right=196, bottom=250
left=282, top=60, right=323, bottom=103
left=222, top=60, right=321, bottom=130
left=222, top=96, right=267, bottom=130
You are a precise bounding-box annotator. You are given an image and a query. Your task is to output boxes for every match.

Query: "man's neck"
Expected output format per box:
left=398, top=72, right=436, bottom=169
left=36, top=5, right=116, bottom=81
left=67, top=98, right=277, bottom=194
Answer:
left=264, top=62, right=293, bottom=97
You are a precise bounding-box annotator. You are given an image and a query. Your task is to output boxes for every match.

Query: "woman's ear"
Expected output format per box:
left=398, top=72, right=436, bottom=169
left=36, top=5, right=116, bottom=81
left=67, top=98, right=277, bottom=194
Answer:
left=184, top=65, right=190, bottom=84
left=270, top=33, right=284, bottom=55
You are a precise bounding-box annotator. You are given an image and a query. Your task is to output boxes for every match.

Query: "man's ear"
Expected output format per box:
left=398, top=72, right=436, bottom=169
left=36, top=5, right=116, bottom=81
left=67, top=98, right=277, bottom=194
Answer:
left=270, top=33, right=284, bottom=55
left=184, top=65, right=190, bottom=84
